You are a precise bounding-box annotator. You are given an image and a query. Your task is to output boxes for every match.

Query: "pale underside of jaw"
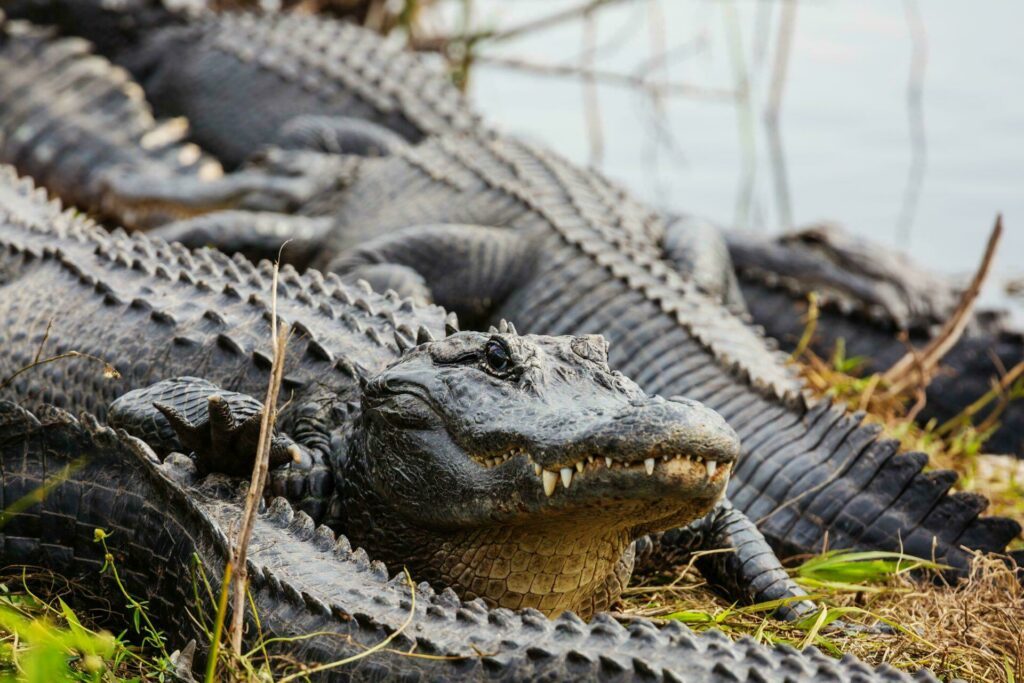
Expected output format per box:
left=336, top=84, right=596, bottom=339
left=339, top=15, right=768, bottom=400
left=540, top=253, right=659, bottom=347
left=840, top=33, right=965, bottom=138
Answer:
left=475, top=448, right=730, bottom=497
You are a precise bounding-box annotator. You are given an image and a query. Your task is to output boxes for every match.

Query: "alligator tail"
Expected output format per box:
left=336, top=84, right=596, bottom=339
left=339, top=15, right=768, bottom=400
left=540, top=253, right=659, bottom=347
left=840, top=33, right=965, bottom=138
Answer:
left=725, top=401, right=1022, bottom=574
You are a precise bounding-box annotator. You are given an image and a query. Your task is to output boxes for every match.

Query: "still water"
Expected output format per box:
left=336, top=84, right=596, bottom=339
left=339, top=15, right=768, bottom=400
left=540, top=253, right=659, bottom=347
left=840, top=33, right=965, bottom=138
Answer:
left=439, top=1, right=1022, bottom=312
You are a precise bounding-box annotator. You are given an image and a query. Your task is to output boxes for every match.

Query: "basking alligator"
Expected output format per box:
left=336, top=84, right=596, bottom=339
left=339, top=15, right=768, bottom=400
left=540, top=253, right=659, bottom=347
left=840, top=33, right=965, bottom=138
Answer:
left=3, top=0, right=476, bottom=168
left=723, top=224, right=1024, bottom=457
left=3, top=2, right=1020, bottom=571
left=0, top=404, right=940, bottom=682
left=0, top=18, right=221, bottom=228
left=0, top=166, right=852, bottom=628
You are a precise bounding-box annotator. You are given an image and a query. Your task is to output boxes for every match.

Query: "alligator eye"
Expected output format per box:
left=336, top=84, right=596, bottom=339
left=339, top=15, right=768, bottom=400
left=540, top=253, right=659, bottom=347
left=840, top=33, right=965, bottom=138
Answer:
left=484, top=340, right=512, bottom=374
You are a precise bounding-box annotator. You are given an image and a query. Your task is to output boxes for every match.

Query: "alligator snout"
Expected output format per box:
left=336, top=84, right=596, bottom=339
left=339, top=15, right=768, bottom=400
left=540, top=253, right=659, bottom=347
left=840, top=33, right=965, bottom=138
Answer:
left=524, top=394, right=740, bottom=480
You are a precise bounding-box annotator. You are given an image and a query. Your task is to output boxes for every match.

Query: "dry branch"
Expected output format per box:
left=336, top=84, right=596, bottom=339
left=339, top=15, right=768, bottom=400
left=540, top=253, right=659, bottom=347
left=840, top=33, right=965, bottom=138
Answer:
left=228, top=258, right=290, bottom=655
left=471, top=54, right=737, bottom=102
left=412, top=0, right=637, bottom=52
left=883, top=216, right=1003, bottom=395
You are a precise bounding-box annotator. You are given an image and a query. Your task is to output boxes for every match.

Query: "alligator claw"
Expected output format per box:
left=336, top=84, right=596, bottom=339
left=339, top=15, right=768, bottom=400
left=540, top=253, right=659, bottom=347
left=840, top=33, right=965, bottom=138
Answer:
left=154, top=394, right=302, bottom=477
left=169, top=639, right=198, bottom=683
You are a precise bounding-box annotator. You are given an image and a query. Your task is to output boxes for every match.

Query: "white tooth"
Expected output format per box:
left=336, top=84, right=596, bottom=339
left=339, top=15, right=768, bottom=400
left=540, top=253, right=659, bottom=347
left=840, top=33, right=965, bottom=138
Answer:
left=587, top=456, right=594, bottom=463
left=644, top=458, right=655, bottom=476
left=605, top=457, right=613, bottom=468
left=534, top=463, right=543, bottom=476
left=575, top=461, right=585, bottom=473
left=706, top=461, right=717, bottom=477
left=662, top=454, right=670, bottom=462
left=543, top=470, right=559, bottom=496
left=560, top=467, right=574, bottom=489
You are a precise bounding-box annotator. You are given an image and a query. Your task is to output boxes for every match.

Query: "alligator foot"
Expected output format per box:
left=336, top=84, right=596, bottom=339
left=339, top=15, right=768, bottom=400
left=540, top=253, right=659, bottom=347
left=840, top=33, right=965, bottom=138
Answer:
left=155, top=394, right=302, bottom=476
left=109, top=377, right=309, bottom=477
left=342, top=263, right=433, bottom=305
left=169, top=640, right=198, bottom=683
left=146, top=211, right=333, bottom=266
left=272, top=115, right=407, bottom=157
left=101, top=166, right=326, bottom=225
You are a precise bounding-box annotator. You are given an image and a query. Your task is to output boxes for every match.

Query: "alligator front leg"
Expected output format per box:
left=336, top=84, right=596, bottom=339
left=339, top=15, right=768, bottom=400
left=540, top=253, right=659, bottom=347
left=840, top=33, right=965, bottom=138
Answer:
left=146, top=211, right=333, bottom=266
left=635, top=498, right=820, bottom=622
left=661, top=214, right=746, bottom=309
left=108, top=377, right=310, bottom=476
left=101, top=167, right=327, bottom=227
left=327, top=224, right=537, bottom=328
left=271, top=115, right=407, bottom=157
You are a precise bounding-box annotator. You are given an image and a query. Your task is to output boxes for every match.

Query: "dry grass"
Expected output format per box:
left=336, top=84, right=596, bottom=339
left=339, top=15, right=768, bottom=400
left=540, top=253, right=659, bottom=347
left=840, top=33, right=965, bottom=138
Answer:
left=798, top=338, right=1024, bottom=529
left=618, top=279, right=1024, bottom=681
left=620, top=552, right=1023, bottom=682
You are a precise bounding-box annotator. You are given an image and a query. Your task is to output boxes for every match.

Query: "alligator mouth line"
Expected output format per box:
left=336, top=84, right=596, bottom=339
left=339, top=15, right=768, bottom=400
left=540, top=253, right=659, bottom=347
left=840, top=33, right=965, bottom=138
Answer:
left=474, top=448, right=732, bottom=497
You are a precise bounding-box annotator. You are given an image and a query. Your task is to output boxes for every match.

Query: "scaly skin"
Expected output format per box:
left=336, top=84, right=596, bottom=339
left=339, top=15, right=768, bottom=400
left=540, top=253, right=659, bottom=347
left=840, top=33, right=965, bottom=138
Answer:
left=725, top=225, right=1024, bottom=457
left=0, top=402, right=944, bottom=681
left=0, top=166, right=840, bottom=626
left=3, top=1, right=477, bottom=167
left=155, top=132, right=1024, bottom=573
left=2, top=4, right=1019, bottom=573
left=0, top=19, right=221, bottom=228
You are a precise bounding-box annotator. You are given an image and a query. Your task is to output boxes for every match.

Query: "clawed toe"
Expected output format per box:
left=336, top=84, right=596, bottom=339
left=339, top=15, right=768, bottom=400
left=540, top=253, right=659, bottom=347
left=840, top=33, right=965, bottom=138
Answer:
left=153, top=392, right=302, bottom=476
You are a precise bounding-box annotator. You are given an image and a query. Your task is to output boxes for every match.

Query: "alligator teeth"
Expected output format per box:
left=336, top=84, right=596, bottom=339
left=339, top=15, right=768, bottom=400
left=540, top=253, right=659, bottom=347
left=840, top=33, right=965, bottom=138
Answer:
left=542, top=470, right=559, bottom=497
left=605, top=457, right=613, bottom=468
left=644, top=458, right=655, bottom=476
left=534, top=463, right=543, bottom=476
left=560, top=467, right=574, bottom=489
left=575, top=461, right=585, bottom=473
left=706, top=461, right=717, bottom=477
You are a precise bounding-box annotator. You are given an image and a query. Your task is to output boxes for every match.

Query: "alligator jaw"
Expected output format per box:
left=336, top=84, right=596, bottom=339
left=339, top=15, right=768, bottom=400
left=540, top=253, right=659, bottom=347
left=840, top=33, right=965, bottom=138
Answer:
left=475, top=449, right=731, bottom=496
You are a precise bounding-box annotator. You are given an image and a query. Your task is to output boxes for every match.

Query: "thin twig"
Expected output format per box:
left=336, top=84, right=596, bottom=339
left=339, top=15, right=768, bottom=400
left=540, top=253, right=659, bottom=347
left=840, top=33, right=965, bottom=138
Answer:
left=277, top=570, right=417, bottom=682
left=934, top=360, right=1024, bottom=438
left=0, top=351, right=119, bottom=392
left=765, top=0, right=797, bottom=229
left=895, top=0, right=929, bottom=246
left=228, top=255, right=290, bottom=655
left=883, top=216, right=1003, bottom=395
left=789, top=292, right=820, bottom=361
left=31, top=320, right=53, bottom=366
left=581, top=7, right=604, bottom=165
left=472, top=54, right=737, bottom=102
left=411, top=0, right=635, bottom=52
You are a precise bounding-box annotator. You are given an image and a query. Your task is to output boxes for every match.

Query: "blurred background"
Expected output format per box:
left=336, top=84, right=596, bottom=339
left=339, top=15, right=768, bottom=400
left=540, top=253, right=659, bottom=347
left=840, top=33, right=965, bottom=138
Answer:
left=242, top=0, right=1024, bottom=309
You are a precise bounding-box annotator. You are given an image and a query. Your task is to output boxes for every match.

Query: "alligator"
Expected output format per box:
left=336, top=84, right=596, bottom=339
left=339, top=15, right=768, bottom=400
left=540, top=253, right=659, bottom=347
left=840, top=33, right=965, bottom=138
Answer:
left=722, top=223, right=1024, bottom=457
left=1, top=11, right=1017, bottom=469
left=3, top=2, right=1020, bottom=573
left=0, top=403, right=945, bottom=682
left=0, top=164, right=869, bottom=631
left=0, top=18, right=222, bottom=228
left=2, top=0, right=477, bottom=168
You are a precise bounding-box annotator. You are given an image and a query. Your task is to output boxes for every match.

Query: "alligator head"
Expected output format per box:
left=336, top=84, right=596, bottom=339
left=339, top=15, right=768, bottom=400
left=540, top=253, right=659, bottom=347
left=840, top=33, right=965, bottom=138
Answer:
left=335, top=330, right=740, bottom=618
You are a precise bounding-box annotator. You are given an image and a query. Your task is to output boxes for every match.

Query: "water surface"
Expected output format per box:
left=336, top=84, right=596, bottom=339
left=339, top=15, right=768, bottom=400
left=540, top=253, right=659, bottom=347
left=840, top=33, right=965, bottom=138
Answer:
left=445, top=1, right=1022, bottom=313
